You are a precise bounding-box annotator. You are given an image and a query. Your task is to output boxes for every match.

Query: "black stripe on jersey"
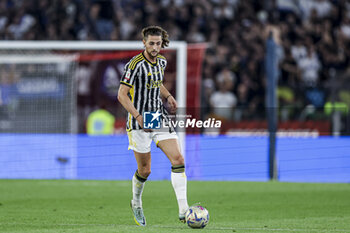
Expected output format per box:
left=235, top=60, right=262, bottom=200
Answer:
left=145, top=63, right=153, bottom=112
left=133, top=67, right=141, bottom=130
left=149, top=63, right=156, bottom=112
left=154, top=63, right=162, bottom=110
left=152, top=65, right=157, bottom=111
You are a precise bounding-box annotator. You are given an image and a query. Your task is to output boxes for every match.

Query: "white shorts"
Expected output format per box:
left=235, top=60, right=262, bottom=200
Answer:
left=127, top=129, right=178, bottom=153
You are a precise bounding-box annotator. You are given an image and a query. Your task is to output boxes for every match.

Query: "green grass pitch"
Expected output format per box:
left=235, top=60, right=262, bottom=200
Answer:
left=0, top=180, right=349, bottom=233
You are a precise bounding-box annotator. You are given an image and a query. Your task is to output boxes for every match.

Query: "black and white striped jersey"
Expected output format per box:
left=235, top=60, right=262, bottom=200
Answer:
left=120, top=52, right=169, bottom=130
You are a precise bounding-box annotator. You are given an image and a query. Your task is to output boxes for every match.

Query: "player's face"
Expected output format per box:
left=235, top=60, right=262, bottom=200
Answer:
left=143, top=35, right=162, bottom=60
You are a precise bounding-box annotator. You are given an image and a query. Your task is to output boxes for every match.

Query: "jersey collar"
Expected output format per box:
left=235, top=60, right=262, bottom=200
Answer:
left=142, top=51, right=158, bottom=67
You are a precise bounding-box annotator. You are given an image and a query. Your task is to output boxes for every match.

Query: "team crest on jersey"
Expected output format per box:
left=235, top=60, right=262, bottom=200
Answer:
left=125, top=70, right=131, bottom=80
left=147, top=79, right=163, bottom=89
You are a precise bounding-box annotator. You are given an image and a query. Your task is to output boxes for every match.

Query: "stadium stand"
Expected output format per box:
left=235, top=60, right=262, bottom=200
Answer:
left=1, top=0, right=349, bottom=131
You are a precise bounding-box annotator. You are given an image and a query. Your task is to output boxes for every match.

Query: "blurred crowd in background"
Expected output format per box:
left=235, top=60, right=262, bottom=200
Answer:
left=1, top=0, right=350, bottom=124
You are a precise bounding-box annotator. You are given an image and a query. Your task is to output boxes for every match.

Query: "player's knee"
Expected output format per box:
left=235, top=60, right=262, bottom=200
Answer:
left=139, top=168, right=151, bottom=178
left=172, top=154, right=184, bottom=166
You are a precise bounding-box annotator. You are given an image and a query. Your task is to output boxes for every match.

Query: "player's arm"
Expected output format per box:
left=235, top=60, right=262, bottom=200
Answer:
left=117, top=84, right=143, bottom=128
left=160, top=84, right=177, bottom=112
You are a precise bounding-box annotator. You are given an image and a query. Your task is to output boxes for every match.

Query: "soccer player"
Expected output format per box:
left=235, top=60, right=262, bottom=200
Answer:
left=117, top=26, right=189, bottom=226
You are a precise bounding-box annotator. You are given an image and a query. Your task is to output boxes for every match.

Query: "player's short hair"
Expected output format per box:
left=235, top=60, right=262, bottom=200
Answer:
left=142, top=26, right=169, bottom=48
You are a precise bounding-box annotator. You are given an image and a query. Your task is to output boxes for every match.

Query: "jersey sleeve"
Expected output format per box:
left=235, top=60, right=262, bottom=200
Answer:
left=120, top=60, right=139, bottom=87
left=163, top=59, right=167, bottom=70
left=159, top=56, right=167, bottom=70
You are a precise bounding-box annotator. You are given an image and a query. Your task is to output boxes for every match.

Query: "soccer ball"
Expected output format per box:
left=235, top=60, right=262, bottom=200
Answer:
left=185, top=205, right=209, bottom=229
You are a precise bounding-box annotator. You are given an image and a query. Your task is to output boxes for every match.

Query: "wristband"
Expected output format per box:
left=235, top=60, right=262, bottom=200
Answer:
left=166, top=94, right=172, bottom=100
left=135, top=114, right=141, bottom=119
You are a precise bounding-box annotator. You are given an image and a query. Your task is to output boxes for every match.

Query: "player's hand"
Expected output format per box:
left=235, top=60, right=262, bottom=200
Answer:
left=167, top=96, right=177, bottom=113
left=136, top=115, right=153, bottom=132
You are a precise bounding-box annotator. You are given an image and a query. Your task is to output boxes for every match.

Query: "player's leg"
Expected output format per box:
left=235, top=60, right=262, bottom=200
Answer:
left=132, top=151, right=151, bottom=208
left=130, top=151, right=150, bottom=226
left=128, top=130, right=152, bottom=226
left=157, top=138, right=189, bottom=222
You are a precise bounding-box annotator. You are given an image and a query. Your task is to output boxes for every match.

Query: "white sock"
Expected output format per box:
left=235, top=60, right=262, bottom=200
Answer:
left=132, top=174, right=145, bottom=207
left=171, top=171, right=189, bottom=215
